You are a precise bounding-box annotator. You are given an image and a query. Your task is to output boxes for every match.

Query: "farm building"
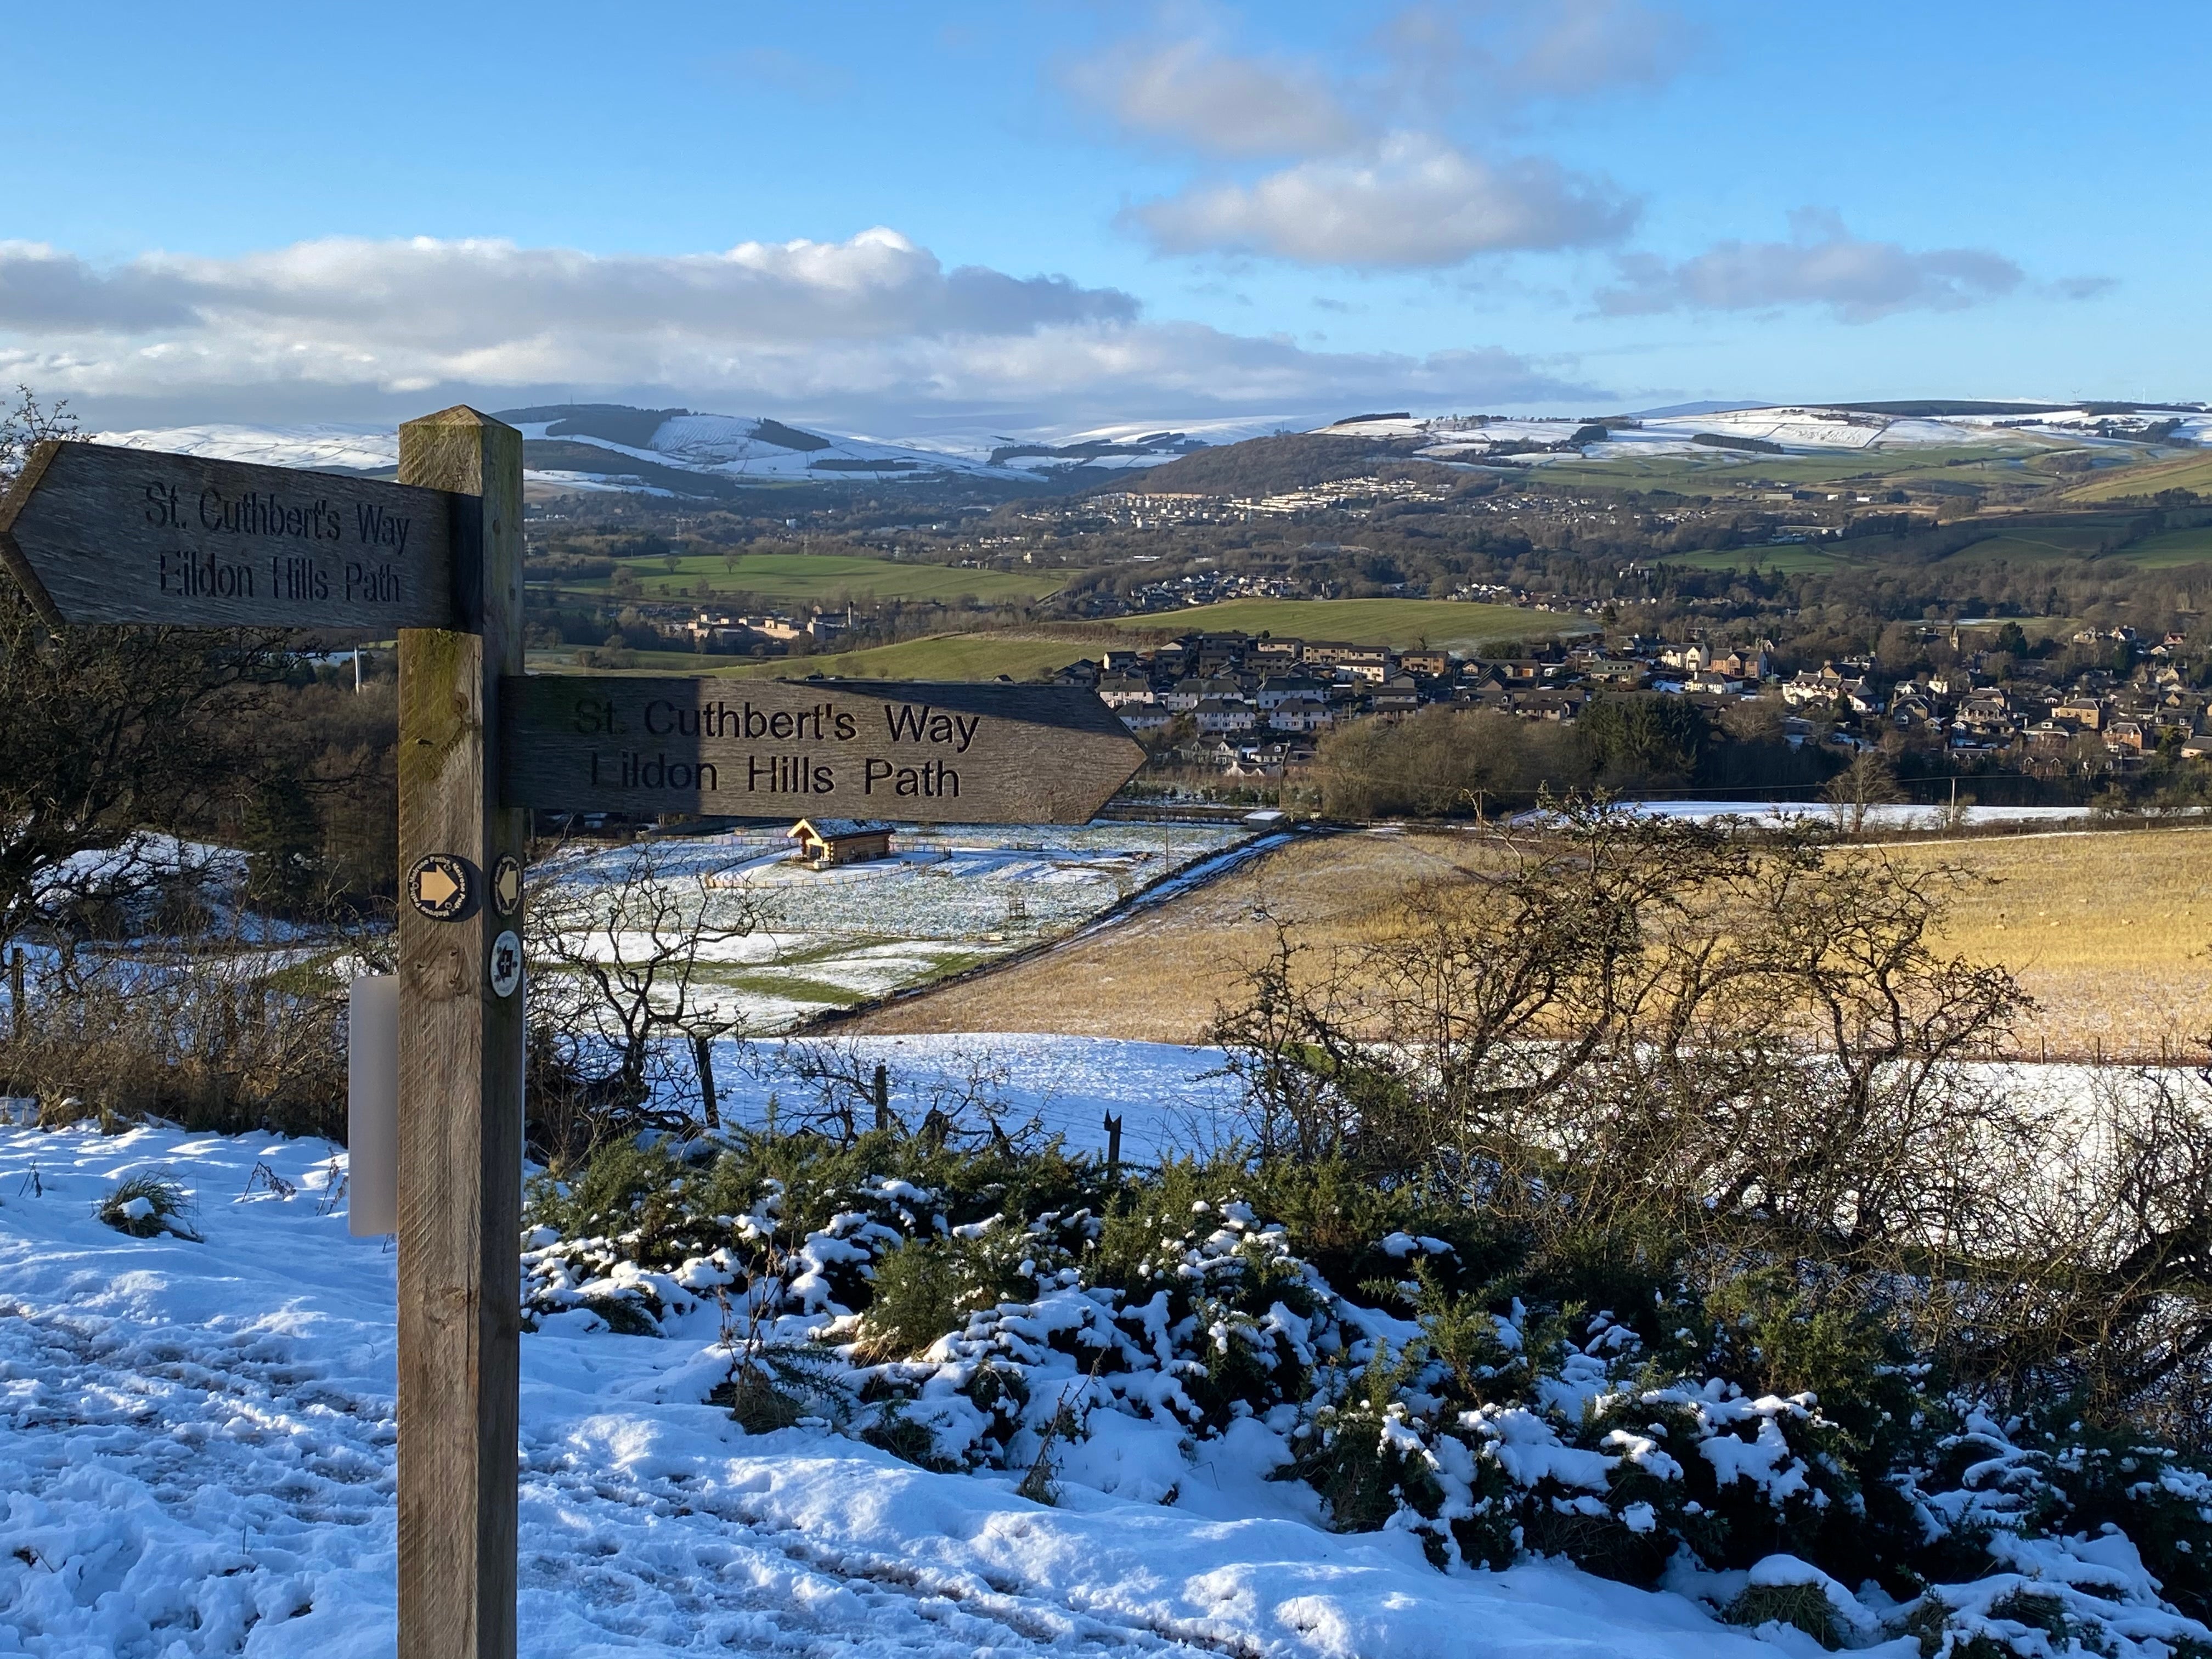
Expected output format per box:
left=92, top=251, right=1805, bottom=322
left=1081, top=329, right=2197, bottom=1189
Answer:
left=787, top=818, right=894, bottom=868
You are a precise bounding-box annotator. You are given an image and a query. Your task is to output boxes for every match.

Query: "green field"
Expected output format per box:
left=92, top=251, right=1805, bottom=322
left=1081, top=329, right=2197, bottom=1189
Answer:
left=1100, top=597, right=1585, bottom=649
left=2063, top=450, right=2212, bottom=503
left=714, top=633, right=1099, bottom=682
left=1663, top=544, right=1852, bottom=575
left=537, top=550, right=1063, bottom=606
left=1534, top=440, right=2055, bottom=494
left=1941, top=515, right=2212, bottom=568
left=709, top=597, right=1579, bottom=681
left=1945, top=522, right=2120, bottom=562
left=524, top=647, right=763, bottom=674
left=1668, top=510, right=2212, bottom=575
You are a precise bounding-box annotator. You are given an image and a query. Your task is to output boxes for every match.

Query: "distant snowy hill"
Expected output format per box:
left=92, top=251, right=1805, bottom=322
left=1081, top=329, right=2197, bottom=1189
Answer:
left=1317, top=402, right=2212, bottom=467
left=87, top=405, right=1294, bottom=495
left=88, top=398, right=2209, bottom=500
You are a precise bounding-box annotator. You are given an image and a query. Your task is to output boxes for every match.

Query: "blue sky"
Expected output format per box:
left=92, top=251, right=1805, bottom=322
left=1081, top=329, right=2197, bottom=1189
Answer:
left=3, top=1, right=2206, bottom=435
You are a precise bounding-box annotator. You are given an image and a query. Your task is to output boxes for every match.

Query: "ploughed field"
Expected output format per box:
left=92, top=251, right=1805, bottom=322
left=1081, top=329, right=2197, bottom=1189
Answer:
left=849, top=823, right=2212, bottom=1060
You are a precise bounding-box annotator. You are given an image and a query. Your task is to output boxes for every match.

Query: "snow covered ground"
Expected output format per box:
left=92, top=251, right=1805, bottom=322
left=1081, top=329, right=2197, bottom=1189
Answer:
left=711, top=1034, right=1242, bottom=1163
left=1, top=1118, right=1823, bottom=1658
left=1609, top=799, right=2110, bottom=831
left=698, top=1037, right=2140, bottom=1170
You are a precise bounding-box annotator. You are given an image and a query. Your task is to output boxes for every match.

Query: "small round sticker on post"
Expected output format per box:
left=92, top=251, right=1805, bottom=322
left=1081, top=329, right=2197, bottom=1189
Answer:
left=492, top=855, right=522, bottom=918
left=408, top=854, right=472, bottom=921
left=489, top=930, right=523, bottom=998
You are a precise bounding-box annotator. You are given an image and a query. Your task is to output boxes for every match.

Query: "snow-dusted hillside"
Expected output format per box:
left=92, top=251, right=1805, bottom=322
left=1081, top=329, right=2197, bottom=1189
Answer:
left=88, top=398, right=2210, bottom=500
left=88, top=408, right=1294, bottom=494
left=1321, top=403, right=2212, bottom=468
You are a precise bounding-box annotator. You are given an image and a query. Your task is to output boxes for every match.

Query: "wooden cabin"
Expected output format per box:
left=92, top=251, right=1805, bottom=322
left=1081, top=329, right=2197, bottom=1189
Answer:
left=787, top=818, right=893, bottom=869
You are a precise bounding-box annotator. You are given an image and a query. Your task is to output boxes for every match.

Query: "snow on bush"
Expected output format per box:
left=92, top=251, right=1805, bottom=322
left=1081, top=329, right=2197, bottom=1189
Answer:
left=95, top=1169, right=201, bottom=1240
left=521, top=1137, right=2212, bottom=1658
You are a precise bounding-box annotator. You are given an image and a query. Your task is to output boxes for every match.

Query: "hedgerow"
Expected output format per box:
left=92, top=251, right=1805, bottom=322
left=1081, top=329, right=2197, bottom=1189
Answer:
left=523, top=1132, right=2212, bottom=1658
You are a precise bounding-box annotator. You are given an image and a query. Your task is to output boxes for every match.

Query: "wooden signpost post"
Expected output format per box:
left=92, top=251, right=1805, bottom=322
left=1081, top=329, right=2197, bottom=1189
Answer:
left=0, top=411, right=1148, bottom=1659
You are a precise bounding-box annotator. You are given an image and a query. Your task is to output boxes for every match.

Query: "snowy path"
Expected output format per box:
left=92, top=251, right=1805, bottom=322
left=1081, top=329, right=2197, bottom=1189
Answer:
left=0, top=1123, right=1796, bottom=1658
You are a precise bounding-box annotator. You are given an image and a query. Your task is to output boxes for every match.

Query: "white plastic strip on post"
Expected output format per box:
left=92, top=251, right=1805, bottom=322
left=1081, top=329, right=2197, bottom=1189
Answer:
left=347, top=974, right=400, bottom=1236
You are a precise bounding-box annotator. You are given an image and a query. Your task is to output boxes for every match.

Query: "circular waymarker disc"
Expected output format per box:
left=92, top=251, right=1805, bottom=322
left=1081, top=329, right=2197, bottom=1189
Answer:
left=489, top=930, right=523, bottom=998
left=492, top=855, right=522, bottom=918
left=408, top=854, right=472, bottom=921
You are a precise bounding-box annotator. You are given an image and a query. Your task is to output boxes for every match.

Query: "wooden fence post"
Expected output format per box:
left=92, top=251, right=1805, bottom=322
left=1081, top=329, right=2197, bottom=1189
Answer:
left=693, top=1032, right=720, bottom=1130
left=395, top=407, right=526, bottom=1659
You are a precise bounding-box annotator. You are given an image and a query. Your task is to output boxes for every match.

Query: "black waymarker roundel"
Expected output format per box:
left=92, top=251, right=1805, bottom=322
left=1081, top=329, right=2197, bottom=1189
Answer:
left=408, top=854, right=472, bottom=921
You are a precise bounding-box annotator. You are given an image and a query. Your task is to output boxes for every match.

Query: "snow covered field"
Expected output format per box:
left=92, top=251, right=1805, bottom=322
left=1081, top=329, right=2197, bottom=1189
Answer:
left=1, top=1118, right=1813, bottom=1659
left=709, top=1034, right=1242, bottom=1162
left=1609, top=799, right=2110, bottom=831
left=540, top=824, right=1256, bottom=1032
left=696, top=1036, right=2138, bottom=1169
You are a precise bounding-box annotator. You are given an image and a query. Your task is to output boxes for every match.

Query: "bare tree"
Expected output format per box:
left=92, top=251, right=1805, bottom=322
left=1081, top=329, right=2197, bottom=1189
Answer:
left=760, top=1035, right=1043, bottom=1151
left=1207, top=796, right=2212, bottom=1441
left=0, top=387, right=283, bottom=941
left=523, top=844, right=763, bottom=1158
left=1213, top=797, right=2032, bottom=1252
left=1824, top=748, right=1902, bottom=837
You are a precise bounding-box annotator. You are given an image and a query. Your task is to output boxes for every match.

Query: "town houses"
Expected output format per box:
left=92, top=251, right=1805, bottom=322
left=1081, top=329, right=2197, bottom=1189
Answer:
left=1039, top=622, right=2211, bottom=783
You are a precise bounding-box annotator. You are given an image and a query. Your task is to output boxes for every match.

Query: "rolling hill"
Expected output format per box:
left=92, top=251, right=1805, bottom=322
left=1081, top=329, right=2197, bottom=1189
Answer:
left=88, top=399, right=2209, bottom=504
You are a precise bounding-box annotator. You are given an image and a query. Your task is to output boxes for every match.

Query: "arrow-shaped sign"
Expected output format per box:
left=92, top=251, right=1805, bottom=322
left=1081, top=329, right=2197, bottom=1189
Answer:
left=500, top=675, right=1147, bottom=825
left=0, top=440, right=460, bottom=628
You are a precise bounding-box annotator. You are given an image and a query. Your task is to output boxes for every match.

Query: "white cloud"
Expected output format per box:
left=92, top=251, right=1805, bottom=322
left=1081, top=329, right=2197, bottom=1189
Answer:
left=0, top=228, right=1130, bottom=345
left=1066, top=37, right=1363, bottom=158
left=1596, top=211, right=2024, bottom=323
left=1127, top=134, right=1634, bottom=268
left=1475, top=0, right=1690, bottom=99
left=1070, top=5, right=1673, bottom=271
left=0, top=232, right=1602, bottom=426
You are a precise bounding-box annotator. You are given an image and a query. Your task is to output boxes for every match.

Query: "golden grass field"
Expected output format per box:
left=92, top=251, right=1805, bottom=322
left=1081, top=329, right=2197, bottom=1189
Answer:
left=849, top=825, right=2212, bottom=1059
left=848, top=828, right=1482, bottom=1043
left=1886, top=828, right=2212, bottom=1058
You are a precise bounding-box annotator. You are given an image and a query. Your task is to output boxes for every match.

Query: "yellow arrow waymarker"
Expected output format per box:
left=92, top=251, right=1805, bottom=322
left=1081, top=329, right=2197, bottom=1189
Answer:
left=492, top=855, right=522, bottom=917
left=408, top=854, right=472, bottom=920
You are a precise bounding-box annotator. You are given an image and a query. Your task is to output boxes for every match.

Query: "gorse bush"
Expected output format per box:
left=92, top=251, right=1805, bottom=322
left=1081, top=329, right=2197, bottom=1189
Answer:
left=524, top=1130, right=2212, bottom=1657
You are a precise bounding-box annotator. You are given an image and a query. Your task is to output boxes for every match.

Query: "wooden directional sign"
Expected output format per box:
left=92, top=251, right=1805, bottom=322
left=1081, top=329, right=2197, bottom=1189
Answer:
left=500, top=676, right=1146, bottom=823
left=0, top=439, right=459, bottom=628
